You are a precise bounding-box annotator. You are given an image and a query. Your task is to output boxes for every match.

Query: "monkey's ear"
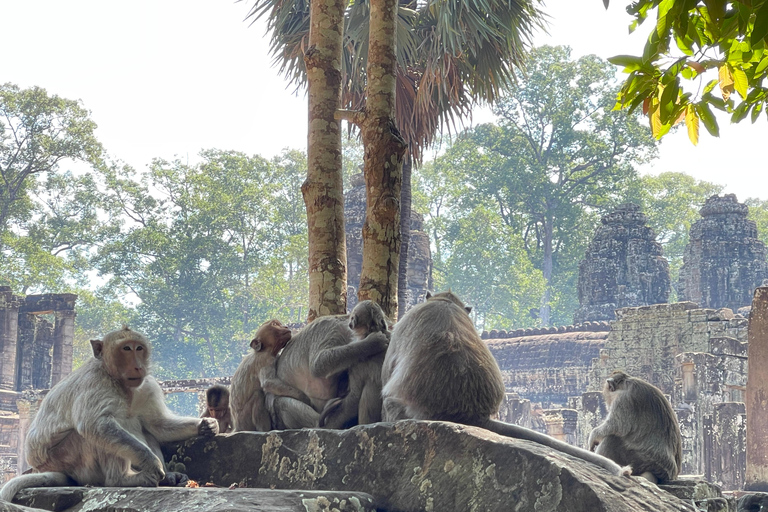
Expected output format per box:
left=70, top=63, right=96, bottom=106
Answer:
left=607, top=378, right=616, bottom=392
left=465, top=306, right=472, bottom=314
left=426, top=291, right=432, bottom=300
left=90, top=339, right=104, bottom=358
left=250, top=338, right=263, bottom=351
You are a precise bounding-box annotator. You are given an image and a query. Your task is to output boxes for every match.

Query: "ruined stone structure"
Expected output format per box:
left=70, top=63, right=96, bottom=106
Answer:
left=573, top=204, right=670, bottom=324
left=0, top=287, right=77, bottom=481
left=344, top=173, right=431, bottom=313
left=678, top=194, right=768, bottom=311
left=487, top=301, right=750, bottom=491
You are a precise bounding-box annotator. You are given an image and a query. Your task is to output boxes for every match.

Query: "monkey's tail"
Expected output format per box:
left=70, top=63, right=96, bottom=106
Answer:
left=317, top=397, right=343, bottom=428
left=482, top=419, right=632, bottom=478
left=0, top=471, right=75, bottom=502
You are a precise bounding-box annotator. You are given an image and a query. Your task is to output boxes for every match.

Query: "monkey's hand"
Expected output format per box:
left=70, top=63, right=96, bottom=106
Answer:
left=587, top=431, right=600, bottom=452
left=134, top=452, right=166, bottom=487
left=198, top=417, right=219, bottom=437
left=365, top=331, right=389, bottom=355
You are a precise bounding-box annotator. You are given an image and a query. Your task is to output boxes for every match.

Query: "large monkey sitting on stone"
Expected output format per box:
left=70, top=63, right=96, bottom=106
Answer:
left=381, top=291, right=630, bottom=477
left=587, top=370, right=682, bottom=483
left=318, top=300, right=390, bottom=428
left=229, top=319, right=301, bottom=432
left=259, top=301, right=390, bottom=429
left=0, top=326, right=218, bottom=503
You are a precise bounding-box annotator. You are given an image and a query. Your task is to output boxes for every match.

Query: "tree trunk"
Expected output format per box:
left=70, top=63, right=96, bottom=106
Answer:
left=397, top=151, right=412, bottom=319
left=358, top=0, right=407, bottom=319
left=540, top=216, right=553, bottom=326
left=301, top=0, right=348, bottom=321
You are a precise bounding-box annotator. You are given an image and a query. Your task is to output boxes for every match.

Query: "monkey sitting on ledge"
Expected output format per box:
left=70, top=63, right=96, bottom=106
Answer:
left=202, top=384, right=233, bottom=434
left=588, top=370, right=682, bottom=483
left=0, top=326, right=218, bottom=502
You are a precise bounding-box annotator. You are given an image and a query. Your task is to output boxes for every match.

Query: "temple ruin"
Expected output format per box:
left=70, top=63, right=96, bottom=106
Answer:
left=678, top=194, right=768, bottom=311
left=574, top=203, right=670, bottom=323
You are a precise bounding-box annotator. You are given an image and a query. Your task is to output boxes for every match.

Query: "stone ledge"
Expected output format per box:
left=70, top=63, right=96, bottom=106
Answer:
left=11, top=487, right=376, bottom=512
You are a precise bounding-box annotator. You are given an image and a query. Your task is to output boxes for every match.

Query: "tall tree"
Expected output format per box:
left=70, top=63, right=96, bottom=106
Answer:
left=0, top=84, right=101, bottom=249
left=302, top=0, right=348, bottom=320
left=246, top=0, right=543, bottom=318
left=438, top=46, right=658, bottom=325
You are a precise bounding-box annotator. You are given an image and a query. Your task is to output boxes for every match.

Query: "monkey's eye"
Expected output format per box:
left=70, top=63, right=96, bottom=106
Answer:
left=136, top=346, right=144, bottom=351
left=123, top=345, right=132, bottom=351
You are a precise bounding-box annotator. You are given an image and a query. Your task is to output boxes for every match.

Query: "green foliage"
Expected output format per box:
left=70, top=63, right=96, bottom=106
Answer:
left=605, top=0, right=768, bottom=143
left=746, top=197, right=768, bottom=247
left=424, top=46, right=657, bottom=325
left=92, top=149, right=309, bottom=379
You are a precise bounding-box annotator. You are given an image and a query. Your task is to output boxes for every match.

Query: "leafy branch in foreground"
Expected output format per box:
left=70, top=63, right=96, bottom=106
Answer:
left=603, top=0, right=768, bottom=144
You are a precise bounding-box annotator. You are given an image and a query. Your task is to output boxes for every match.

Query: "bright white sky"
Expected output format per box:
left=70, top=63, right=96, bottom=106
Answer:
left=1, top=0, right=767, bottom=200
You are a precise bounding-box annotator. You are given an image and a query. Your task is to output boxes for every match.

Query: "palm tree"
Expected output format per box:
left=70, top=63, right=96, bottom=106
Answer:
left=245, top=0, right=544, bottom=318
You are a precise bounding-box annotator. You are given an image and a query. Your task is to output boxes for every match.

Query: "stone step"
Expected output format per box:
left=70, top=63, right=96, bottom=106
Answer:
left=12, top=487, right=377, bottom=512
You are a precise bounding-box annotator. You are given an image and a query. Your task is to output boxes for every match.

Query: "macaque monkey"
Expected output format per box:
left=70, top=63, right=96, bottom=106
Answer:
left=0, top=326, right=218, bottom=502
left=587, top=370, right=682, bottom=483
left=381, top=291, right=629, bottom=477
left=230, top=319, right=297, bottom=432
left=259, top=303, right=390, bottom=429
left=201, top=385, right=233, bottom=434
left=319, top=300, right=390, bottom=428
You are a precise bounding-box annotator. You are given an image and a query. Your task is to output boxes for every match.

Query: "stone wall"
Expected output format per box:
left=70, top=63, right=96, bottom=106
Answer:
left=574, top=204, right=670, bottom=324
left=678, top=194, right=768, bottom=312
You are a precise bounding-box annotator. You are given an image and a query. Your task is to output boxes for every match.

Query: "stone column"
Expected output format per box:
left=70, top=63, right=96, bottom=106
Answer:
left=51, top=309, right=76, bottom=386
left=746, top=286, right=768, bottom=490
left=497, top=393, right=531, bottom=428
left=0, top=287, right=22, bottom=391
left=543, top=409, right=578, bottom=445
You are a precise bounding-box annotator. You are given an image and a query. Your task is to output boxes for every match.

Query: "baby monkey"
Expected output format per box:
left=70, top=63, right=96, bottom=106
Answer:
left=202, top=384, right=233, bottom=433
left=588, top=370, right=682, bottom=483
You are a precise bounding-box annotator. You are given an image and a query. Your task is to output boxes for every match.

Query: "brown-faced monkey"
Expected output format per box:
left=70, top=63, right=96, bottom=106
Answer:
left=201, top=384, right=233, bottom=434
left=230, top=319, right=298, bottom=432
left=381, top=291, right=629, bottom=477
left=0, top=326, right=218, bottom=502
left=260, top=301, right=390, bottom=429
left=318, top=300, right=390, bottom=428
left=587, top=370, right=682, bottom=483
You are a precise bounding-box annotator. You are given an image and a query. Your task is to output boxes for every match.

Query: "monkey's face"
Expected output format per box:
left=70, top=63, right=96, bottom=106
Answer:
left=112, top=340, right=149, bottom=387
left=252, top=320, right=291, bottom=354
left=603, top=371, right=628, bottom=407
left=208, top=405, right=229, bottom=420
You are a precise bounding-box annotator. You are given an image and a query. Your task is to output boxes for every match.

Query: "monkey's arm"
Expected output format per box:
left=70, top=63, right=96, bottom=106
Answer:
left=259, top=364, right=311, bottom=404
left=311, top=331, right=389, bottom=378
left=138, top=378, right=219, bottom=441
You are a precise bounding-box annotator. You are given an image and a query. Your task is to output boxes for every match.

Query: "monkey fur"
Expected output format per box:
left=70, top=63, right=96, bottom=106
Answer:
left=587, top=370, right=682, bottom=483
left=0, top=326, right=218, bottom=502
left=318, top=300, right=390, bottom=428
left=260, top=303, right=389, bottom=429
left=202, top=384, right=233, bottom=434
left=381, top=291, right=630, bottom=477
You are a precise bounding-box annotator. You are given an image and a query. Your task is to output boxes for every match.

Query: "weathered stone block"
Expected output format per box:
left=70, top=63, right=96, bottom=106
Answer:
left=162, top=422, right=696, bottom=512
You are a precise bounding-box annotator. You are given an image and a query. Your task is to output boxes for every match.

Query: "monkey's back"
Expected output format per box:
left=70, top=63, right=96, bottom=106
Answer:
left=602, top=379, right=682, bottom=482
left=384, top=298, right=505, bottom=423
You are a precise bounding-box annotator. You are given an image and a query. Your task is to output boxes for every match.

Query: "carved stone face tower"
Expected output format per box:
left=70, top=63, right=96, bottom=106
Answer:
left=678, top=194, right=768, bottom=311
left=574, top=204, right=670, bottom=323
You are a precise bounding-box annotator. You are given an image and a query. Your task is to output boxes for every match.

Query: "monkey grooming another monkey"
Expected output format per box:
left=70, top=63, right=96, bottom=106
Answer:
left=587, top=370, right=682, bottom=483
left=202, top=384, right=233, bottom=434
left=318, top=300, right=390, bottom=429
left=381, top=291, right=629, bottom=477
left=259, top=301, right=390, bottom=429
left=230, top=319, right=301, bottom=432
left=0, top=326, right=218, bottom=503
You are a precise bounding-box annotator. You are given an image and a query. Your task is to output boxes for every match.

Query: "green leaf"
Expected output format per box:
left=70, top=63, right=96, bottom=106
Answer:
left=756, top=55, right=768, bottom=75
left=696, top=102, right=720, bottom=137
left=752, top=2, right=768, bottom=46
left=751, top=101, right=763, bottom=123
left=685, top=104, right=699, bottom=145
left=608, top=55, right=650, bottom=72
left=732, top=67, right=749, bottom=98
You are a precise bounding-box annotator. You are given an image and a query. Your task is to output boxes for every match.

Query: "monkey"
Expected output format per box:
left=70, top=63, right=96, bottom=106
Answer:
left=229, top=319, right=302, bottom=432
left=201, top=384, right=233, bottom=434
left=0, top=326, right=218, bottom=503
left=380, top=291, right=630, bottom=477
left=587, top=370, right=682, bottom=483
left=318, top=300, right=390, bottom=429
left=259, top=301, right=390, bottom=430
